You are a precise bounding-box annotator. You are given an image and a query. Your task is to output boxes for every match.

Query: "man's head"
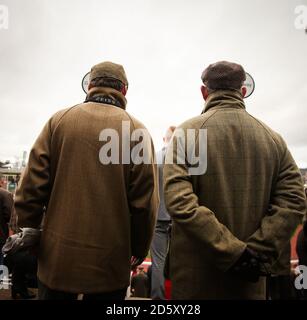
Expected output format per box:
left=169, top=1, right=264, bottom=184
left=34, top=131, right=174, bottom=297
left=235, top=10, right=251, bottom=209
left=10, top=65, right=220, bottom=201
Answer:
left=88, top=61, right=128, bottom=96
left=163, top=126, right=176, bottom=146
left=201, top=61, right=247, bottom=100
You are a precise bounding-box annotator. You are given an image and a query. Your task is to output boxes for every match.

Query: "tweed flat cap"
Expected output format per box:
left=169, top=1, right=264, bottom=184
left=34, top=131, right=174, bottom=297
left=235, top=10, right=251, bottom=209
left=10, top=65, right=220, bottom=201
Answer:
left=90, top=61, right=128, bottom=86
left=201, top=61, right=246, bottom=90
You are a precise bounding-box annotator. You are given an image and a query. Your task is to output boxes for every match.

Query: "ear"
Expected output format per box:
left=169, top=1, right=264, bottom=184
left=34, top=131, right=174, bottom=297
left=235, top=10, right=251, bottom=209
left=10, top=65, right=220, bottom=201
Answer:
left=121, top=86, right=127, bottom=96
left=201, top=85, right=209, bottom=101
left=241, top=86, right=247, bottom=98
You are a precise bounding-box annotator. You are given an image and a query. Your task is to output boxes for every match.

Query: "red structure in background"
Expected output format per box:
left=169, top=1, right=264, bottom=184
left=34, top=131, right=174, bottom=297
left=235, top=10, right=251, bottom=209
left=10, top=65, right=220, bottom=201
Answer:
left=164, top=279, right=172, bottom=300
left=291, top=225, right=302, bottom=262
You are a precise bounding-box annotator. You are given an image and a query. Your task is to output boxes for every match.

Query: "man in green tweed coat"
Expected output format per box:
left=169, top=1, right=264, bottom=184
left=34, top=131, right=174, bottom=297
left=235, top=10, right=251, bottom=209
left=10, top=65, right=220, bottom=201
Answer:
left=163, top=61, right=306, bottom=299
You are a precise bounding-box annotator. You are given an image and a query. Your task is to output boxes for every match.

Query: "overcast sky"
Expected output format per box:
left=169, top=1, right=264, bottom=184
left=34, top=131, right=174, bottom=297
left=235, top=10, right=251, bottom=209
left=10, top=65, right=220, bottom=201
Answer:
left=0, top=0, right=307, bottom=167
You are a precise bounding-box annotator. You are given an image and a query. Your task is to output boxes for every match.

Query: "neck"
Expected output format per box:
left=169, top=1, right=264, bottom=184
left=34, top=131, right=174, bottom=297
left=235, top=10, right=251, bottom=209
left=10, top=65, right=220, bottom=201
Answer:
left=86, top=87, right=127, bottom=110
left=202, top=89, right=245, bottom=113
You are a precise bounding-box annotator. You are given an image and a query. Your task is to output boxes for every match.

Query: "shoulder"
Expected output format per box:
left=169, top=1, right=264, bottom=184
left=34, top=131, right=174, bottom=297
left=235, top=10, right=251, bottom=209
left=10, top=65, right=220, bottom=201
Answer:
left=176, top=110, right=221, bottom=130
left=0, top=188, right=12, bottom=199
left=124, top=113, right=148, bottom=131
left=48, top=105, right=81, bottom=128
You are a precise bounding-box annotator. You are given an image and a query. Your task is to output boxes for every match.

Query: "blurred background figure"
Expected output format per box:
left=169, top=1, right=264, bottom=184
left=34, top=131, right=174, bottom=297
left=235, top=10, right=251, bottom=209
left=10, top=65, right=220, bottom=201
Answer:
left=0, top=174, right=13, bottom=266
left=5, top=206, right=38, bottom=300
left=131, top=266, right=150, bottom=298
left=150, top=126, right=176, bottom=300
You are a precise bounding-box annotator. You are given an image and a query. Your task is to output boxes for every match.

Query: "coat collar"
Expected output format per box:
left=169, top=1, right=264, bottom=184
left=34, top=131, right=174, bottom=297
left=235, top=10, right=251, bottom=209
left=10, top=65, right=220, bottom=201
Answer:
left=86, top=87, right=127, bottom=110
left=201, top=89, right=246, bottom=114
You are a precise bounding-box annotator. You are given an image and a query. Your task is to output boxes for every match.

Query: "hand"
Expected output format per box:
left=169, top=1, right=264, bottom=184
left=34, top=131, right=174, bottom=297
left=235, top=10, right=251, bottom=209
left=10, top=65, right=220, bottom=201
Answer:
left=227, top=248, right=268, bottom=283
left=131, top=256, right=145, bottom=270
left=2, top=228, right=41, bottom=256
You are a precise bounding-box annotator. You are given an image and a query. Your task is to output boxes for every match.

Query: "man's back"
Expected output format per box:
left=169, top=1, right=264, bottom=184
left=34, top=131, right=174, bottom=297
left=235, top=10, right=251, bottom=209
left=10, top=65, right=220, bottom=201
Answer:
left=164, top=89, right=305, bottom=299
left=192, top=96, right=280, bottom=240
left=15, top=102, right=158, bottom=294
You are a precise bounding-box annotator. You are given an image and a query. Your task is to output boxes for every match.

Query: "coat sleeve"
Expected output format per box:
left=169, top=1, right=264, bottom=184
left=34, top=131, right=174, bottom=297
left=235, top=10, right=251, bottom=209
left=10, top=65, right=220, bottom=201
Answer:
left=246, top=139, right=306, bottom=267
left=128, top=132, right=159, bottom=258
left=15, top=120, right=52, bottom=229
left=8, top=206, right=19, bottom=234
left=163, top=131, right=246, bottom=272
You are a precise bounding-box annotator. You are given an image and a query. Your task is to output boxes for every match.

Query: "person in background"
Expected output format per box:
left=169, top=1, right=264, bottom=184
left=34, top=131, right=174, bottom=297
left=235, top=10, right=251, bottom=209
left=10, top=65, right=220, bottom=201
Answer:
left=0, top=174, right=13, bottom=265
left=147, top=264, right=152, bottom=297
left=268, top=182, right=307, bottom=300
left=5, top=206, right=37, bottom=299
left=131, top=266, right=149, bottom=298
left=150, top=126, right=176, bottom=300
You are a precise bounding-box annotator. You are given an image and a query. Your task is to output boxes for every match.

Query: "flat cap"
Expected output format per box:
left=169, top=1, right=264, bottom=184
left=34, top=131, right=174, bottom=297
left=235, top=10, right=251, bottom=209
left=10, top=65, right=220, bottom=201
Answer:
left=89, top=61, right=128, bottom=86
left=201, top=61, right=246, bottom=90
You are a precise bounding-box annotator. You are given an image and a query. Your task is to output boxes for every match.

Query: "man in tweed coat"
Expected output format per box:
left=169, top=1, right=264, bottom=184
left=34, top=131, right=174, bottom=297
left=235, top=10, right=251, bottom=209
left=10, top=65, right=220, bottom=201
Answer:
left=14, top=61, right=159, bottom=299
left=163, top=61, right=306, bottom=299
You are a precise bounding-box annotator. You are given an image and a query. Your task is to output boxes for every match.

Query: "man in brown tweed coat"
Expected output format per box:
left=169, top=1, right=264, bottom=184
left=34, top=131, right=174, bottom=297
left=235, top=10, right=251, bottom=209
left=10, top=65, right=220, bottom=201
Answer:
left=14, top=61, right=159, bottom=299
left=163, top=61, right=306, bottom=299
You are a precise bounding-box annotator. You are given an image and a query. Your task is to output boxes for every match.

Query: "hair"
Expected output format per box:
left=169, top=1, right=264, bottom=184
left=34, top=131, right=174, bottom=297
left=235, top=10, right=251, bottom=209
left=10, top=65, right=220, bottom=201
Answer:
left=201, top=61, right=246, bottom=91
left=164, top=126, right=176, bottom=144
left=204, top=86, right=242, bottom=97
left=168, top=126, right=176, bottom=133
left=204, top=81, right=244, bottom=94
left=89, top=77, right=126, bottom=92
left=165, top=126, right=176, bottom=137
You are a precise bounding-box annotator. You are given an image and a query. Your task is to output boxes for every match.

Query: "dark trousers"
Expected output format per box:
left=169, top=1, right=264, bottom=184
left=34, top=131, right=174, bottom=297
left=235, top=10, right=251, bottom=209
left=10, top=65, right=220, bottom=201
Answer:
left=38, top=280, right=127, bottom=300
left=268, top=275, right=292, bottom=300
left=11, top=251, right=38, bottom=291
